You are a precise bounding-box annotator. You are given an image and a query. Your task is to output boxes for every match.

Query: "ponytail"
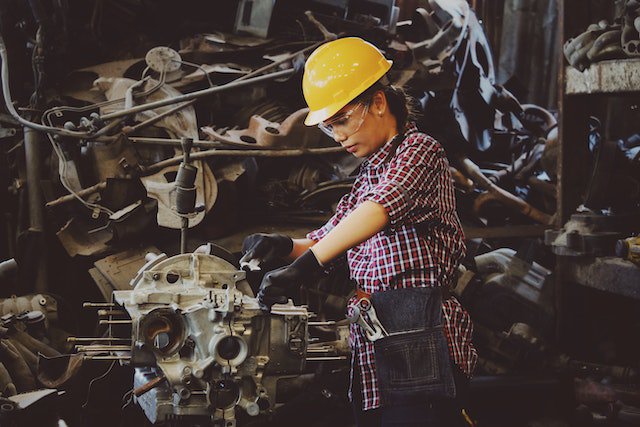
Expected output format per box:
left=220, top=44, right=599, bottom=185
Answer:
left=354, top=79, right=418, bottom=133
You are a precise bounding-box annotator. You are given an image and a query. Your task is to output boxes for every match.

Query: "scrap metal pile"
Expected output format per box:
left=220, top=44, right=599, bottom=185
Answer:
left=0, top=0, right=637, bottom=426
left=564, top=0, right=640, bottom=70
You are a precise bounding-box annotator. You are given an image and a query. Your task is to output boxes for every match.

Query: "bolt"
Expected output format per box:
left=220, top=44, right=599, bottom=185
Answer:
left=152, top=273, right=161, bottom=281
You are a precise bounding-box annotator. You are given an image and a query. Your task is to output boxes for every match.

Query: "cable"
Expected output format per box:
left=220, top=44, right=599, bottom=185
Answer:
left=81, top=360, right=116, bottom=409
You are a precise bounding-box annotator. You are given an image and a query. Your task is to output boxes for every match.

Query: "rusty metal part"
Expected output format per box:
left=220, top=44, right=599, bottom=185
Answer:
left=458, top=157, right=553, bottom=224
left=37, top=354, right=84, bottom=388
left=46, top=182, right=107, bottom=208
left=9, top=328, right=60, bottom=358
left=450, top=167, right=475, bottom=192
left=202, top=109, right=326, bottom=149
left=563, top=22, right=616, bottom=71
left=0, top=339, right=35, bottom=392
left=133, top=374, right=167, bottom=397
left=304, top=11, right=337, bottom=40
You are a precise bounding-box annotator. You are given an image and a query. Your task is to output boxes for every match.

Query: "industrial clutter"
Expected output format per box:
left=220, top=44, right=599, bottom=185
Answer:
left=0, top=0, right=638, bottom=426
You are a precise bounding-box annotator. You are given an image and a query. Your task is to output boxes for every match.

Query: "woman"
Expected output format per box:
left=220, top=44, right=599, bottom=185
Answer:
left=242, top=37, right=477, bottom=426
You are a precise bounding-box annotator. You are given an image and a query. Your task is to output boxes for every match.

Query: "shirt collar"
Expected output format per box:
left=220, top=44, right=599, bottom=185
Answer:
left=363, top=122, right=419, bottom=169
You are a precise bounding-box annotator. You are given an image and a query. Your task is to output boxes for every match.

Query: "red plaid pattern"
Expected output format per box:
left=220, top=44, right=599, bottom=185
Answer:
left=307, top=125, right=477, bottom=410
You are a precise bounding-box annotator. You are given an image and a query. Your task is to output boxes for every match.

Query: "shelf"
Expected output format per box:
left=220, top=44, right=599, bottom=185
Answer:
left=565, top=257, right=640, bottom=299
left=565, top=58, right=640, bottom=95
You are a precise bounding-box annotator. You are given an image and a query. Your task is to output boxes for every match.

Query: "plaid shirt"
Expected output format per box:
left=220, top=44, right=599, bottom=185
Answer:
left=307, top=124, right=477, bottom=410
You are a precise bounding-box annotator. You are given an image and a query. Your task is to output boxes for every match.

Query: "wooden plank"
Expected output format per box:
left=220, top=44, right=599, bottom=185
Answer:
left=565, top=59, right=640, bottom=95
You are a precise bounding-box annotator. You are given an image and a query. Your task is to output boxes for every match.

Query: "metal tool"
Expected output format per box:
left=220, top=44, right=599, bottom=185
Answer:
left=349, top=297, right=388, bottom=342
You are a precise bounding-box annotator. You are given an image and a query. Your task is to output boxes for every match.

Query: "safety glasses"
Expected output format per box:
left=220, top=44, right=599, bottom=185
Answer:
left=318, top=102, right=369, bottom=139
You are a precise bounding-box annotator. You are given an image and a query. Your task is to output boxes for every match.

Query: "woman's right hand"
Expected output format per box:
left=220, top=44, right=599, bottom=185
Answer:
left=239, top=233, right=293, bottom=271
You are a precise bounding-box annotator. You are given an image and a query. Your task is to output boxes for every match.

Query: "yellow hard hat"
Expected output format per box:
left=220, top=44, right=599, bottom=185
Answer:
left=302, top=37, right=393, bottom=126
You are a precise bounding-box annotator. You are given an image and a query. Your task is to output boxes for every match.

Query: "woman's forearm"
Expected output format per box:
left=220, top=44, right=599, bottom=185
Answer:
left=310, top=201, right=389, bottom=265
left=288, top=238, right=317, bottom=261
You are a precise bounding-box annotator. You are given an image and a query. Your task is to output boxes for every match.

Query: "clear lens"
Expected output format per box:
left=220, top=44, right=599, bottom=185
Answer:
left=318, top=102, right=369, bottom=139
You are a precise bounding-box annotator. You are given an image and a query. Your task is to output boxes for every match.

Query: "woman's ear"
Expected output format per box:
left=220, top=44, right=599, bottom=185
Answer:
left=371, top=90, right=387, bottom=116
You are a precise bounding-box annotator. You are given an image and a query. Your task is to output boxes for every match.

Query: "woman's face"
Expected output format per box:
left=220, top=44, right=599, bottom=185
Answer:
left=320, top=91, right=398, bottom=158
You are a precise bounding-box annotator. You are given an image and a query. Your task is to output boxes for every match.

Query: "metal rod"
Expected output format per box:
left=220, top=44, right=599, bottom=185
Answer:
left=127, top=137, right=225, bottom=148
left=180, top=217, right=188, bottom=254
left=99, top=320, right=132, bottom=325
left=83, top=303, right=116, bottom=308
left=308, top=321, right=337, bottom=326
left=83, top=356, right=131, bottom=361
left=76, top=345, right=132, bottom=351
left=142, top=146, right=346, bottom=174
left=100, top=69, right=295, bottom=120
left=97, top=310, right=127, bottom=317
left=46, top=182, right=107, bottom=208
left=306, top=356, right=348, bottom=361
left=68, top=337, right=131, bottom=342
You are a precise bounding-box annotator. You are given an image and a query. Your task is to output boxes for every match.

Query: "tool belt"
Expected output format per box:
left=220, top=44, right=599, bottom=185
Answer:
left=364, top=287, right=457, bottom=405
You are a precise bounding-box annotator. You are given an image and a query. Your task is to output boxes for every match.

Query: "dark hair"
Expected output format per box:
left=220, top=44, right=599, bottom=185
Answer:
left=353, top=79, right=418, bottom=133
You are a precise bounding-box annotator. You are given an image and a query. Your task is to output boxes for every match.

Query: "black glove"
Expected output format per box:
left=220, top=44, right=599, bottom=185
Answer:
left=257, top=250, right=324, bottom=309
left=239, top=233, right=294, bottom=271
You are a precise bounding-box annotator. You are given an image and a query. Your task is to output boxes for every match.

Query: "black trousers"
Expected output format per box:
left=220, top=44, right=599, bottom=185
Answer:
left=351, top=362, right=470, bottom=427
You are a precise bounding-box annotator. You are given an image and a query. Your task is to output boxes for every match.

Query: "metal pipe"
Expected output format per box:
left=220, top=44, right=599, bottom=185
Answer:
left=100, top=68, right=295, bottom=121
left=24, top=128, right=44, bottom=231
left=24, top=127, right=47, bottom=293
left=68, top=337, right=131, bottom=342
left=76, top=345, right=132, bottom=351
left=99, top=320, right=132, bottom=325
left=142, top=146, right=346, bottom=175
left=45, top=182, right=107, bottom=208
left=83, top=303, right=116, bottom=308
left=83, top=355, right=131, bottom=361
left=458, top=156, right=553, bottom=224
left=306, top=356, right=348, bottom=361
left=134, top=375, right=167, bottom=397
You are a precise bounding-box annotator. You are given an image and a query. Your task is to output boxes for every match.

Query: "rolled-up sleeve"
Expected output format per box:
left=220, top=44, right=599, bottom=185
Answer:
left=365, top=137, right=445, bottom=228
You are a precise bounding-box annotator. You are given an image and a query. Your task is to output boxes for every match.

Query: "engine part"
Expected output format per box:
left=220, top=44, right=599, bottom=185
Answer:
left=202, top=108, right=328, bottom=149
left=96, top=251, right=316, bottom=426
left=623, top=0, right=640, bottom=56
left=546, top=212, right=639, bottom=257
left=616, top=235, right=640, bottom=265
left=0, top=295, right=58, bottom=325
left=468, top=248, right=554, bottom=336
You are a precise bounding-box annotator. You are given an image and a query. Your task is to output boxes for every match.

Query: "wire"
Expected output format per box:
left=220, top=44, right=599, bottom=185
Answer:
left=81, top=360, right=116, bottom=409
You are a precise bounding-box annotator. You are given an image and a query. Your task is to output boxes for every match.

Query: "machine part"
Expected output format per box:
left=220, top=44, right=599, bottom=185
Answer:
left=0, top=295, right=58, bottom=325
left=0, top=340, right=36, bottom=392
left=622, top=0, right=640, bottom=56
left=145, top=47, right=182, bottom=74
left=140, top=159, right=217, bottom=230
left=474, top=323, right=548, bottom=375
left=563, top=21, right=619, bottom=71
left=103, top=252, right=317, bottom=425
left=458, top=157, right=552, bottom=224
left=545, top=212, right=640, bottom=257
left=616, top=235, right=640, bottom=265
left=98, top=69, right=294, bottom=122
left=204, top=109, right=331, bottom=149
left=405, top=2, right=468, bottom=74
left=471, top=248, right=554, bottom=336
left=94, top=77, right=199, bottom=139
